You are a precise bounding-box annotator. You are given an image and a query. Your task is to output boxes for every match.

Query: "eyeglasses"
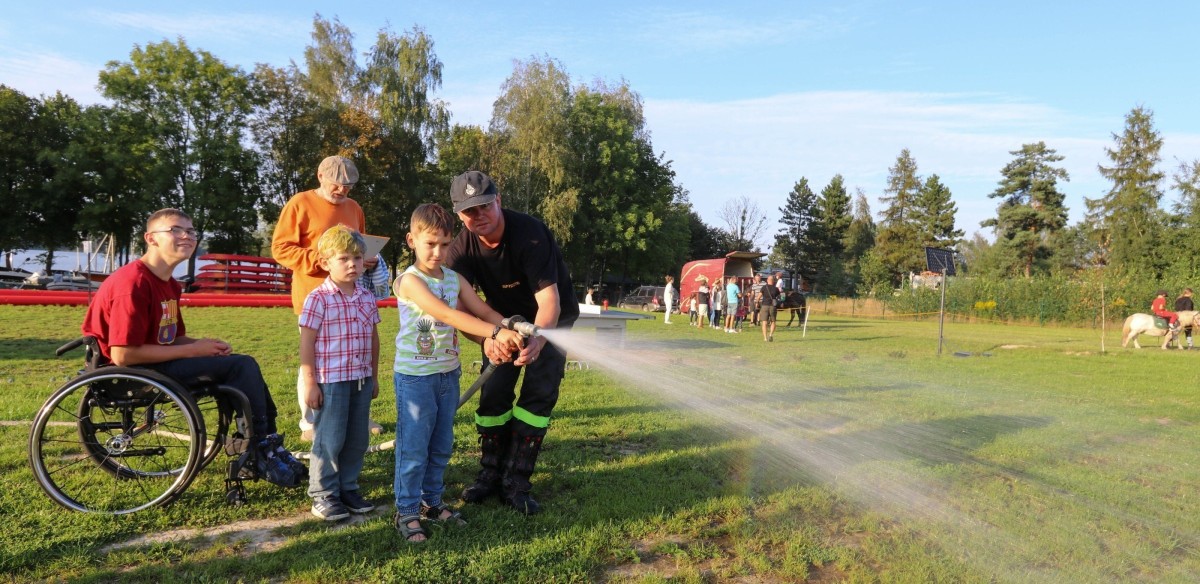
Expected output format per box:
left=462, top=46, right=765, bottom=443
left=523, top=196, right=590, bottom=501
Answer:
left=148, top=226, right=201, bottom=240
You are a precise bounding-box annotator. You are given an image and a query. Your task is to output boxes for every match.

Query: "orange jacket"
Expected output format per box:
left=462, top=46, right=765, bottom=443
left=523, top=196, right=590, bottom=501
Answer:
left=271, top=190, right=366, bottom=314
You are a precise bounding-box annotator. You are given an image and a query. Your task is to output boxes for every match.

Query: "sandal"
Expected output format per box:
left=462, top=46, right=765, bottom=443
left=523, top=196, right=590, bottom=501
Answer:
left=394, top=513, right=427, bottom=543
left=421, top=502, right=467, bottom=526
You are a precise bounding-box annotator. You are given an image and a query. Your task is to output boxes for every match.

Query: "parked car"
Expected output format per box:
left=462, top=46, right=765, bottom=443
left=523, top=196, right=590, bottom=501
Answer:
left=619, top=285, right=666, bottom=312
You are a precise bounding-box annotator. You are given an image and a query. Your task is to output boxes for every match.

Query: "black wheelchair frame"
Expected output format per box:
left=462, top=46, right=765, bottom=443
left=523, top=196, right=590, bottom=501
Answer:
left=28, top=337, right=267, bottom=514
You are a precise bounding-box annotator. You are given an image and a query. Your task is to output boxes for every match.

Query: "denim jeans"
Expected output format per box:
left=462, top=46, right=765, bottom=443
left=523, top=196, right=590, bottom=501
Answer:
left=146, top=354, right=277, bottom=437
left=307, top=377, right=374, bottom=500
left=394, top=368, right=460, bottom=515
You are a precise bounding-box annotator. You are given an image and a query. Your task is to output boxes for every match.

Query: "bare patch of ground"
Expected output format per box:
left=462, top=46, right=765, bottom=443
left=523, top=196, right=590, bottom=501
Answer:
left=101, top=506, right=389, bottom=556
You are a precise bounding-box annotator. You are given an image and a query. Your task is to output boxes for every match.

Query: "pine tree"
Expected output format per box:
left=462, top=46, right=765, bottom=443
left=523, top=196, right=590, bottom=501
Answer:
left=1084, top=106, right=1165, bottom=275
left=982, top=142, right=1070, bottom=278
left=912, top=174, right=964, bottom=250
left=774, top=178, right=821, bottom=286
left=816, top=174, right=852, bottom=293
left=843, top=190, right=876, bottom=295
left=876, top=148, right=925, bottom=279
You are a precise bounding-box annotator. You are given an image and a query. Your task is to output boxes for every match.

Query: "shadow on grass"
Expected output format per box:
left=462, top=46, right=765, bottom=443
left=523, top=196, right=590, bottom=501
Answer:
left=0, top=337, right=83, bottom=361
left=809, top=413, right=1054, bottom=468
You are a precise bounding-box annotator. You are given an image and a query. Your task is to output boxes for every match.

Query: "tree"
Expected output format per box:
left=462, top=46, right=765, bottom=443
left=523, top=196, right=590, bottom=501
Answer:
left=99, top=39, right=262, bottom=269
left=559, top=80, right=673, bottom=284
left=718, top=195, right=769, bottom=253
left=816, top=174, right=853, bottom=293
left=773, top=178, right=821, bottom=289
left=912, top=174, right=964, bottom=250
left=1084, top=106, right=1165, bottom=276
left=249, top=63, right=322, bottom=218
left=1167, top=159, right=1200, bottom=277
left=0, top=85, right=41, bottom=262
left=24, top=92, right=88, bottom=270
left=842, top=189, right=876, bottom=293
left=982, top=142, right=1070, bottom=278
left=490, top=56, right=573, bottom=217
left=875, top=148, right=925, bottom=279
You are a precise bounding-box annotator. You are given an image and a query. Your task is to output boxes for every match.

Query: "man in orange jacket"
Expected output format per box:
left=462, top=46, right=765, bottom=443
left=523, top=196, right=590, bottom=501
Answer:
left=272, top=155, right=381, bottom=440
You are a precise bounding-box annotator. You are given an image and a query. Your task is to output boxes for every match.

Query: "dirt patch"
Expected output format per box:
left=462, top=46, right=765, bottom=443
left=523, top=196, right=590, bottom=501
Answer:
left=101, top=506, right=389, bottom=556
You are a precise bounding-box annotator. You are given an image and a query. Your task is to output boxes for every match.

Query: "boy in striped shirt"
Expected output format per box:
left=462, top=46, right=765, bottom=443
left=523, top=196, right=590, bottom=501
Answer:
left=298, top=225, right=381, bottom=521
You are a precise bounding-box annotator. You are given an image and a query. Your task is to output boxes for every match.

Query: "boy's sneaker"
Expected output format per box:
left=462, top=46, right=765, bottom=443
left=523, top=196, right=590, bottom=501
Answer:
left=341, top=490, right=376, bottom=514
left=312, top=495, right=350, bottom=521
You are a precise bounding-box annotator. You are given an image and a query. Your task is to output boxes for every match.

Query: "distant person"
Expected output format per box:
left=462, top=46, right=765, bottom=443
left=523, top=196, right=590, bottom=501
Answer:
left=392, top=203, right=523, bottom=541
left=687, top=291, right=699, bottom=326
left=710, top=279, right=724, bottom=331
left=759, top=275, right=780, bottom=342
left=1152, top=289, right=1181, bottom=332
left=298, top=226, right=381, bottom=521
left=663, top=276, right=675, bottom=324
left=444, top=171, right=579, bottom=516
left=585, top=287, right=596, bottom=305
left=724, top=276, right=741, bottom=333
left=82, top=208, right=306, bottom=488
left=749, top=274, right=764, bottom=326
left=1176, top=288, right=1195, bottom=349
left=271, top=155, right=382, bottom=440
left=695, top=277, right=710, bottom=329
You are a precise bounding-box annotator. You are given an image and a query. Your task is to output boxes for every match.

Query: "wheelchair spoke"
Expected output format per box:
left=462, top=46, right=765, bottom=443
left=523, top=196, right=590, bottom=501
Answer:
left=30, top=371, right=204, bottom=514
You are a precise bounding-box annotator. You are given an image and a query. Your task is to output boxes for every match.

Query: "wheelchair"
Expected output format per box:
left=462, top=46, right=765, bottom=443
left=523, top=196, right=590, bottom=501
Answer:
left=29, top=336, right=271, bottom=514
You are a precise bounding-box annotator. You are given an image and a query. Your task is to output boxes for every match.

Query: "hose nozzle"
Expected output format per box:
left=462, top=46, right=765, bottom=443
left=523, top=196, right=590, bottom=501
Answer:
left=501, top=315, right=540, bottom=338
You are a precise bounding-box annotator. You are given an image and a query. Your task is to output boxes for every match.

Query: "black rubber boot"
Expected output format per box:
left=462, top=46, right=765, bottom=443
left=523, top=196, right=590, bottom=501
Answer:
left=462, top=429, right=509, bottom=504
left=502, top=434, right=544, bottom=515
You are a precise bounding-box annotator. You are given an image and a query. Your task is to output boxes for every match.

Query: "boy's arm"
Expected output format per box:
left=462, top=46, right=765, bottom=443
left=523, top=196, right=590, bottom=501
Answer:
left=299, top=326, right=322, bottom=410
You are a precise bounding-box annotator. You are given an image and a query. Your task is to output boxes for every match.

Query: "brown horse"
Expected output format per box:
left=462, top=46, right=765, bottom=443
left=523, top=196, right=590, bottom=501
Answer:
left=1121, top=310, right=1200, bottom=349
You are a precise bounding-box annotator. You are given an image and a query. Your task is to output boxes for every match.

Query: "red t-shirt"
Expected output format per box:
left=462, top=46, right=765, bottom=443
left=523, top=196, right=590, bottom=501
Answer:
left=1152, top=296, right=1170, bottom=316
left=81, top=260, right=186, bottom=361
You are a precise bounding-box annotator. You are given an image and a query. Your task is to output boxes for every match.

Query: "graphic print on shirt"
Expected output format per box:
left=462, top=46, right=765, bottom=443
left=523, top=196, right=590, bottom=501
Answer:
left=416, top=316, right=436, bottom=356
left=156, top=299, right=179, bottom=344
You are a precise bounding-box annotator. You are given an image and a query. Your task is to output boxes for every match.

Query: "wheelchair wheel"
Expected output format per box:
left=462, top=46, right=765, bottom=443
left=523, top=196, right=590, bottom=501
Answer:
left=29, top=369, right=205, bottom=514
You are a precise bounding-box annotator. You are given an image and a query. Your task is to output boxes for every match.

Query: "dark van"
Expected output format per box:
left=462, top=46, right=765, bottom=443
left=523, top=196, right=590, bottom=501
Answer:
left=619, top=285, right=666, bottom=312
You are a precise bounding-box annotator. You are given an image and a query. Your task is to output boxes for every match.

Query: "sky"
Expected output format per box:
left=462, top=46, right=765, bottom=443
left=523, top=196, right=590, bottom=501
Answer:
left=4, top=0, right=1200, bottom=251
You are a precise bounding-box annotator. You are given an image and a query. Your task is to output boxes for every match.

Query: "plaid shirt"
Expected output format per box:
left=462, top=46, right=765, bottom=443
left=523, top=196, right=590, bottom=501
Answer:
left=299, top=279, right=381, bottom=383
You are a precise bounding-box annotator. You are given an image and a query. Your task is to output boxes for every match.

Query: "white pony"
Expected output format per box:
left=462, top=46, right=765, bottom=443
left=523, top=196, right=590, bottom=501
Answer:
left=1121, top=310, right=1200, bottom=349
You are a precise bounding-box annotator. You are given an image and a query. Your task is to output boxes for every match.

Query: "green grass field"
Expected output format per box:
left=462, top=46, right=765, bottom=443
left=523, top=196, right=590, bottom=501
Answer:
left=2, top=304, right=1199, bottom=583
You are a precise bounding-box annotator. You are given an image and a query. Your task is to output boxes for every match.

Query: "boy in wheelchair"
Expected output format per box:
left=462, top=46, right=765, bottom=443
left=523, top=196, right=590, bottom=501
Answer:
left=80, top=208, right=307, bottom=488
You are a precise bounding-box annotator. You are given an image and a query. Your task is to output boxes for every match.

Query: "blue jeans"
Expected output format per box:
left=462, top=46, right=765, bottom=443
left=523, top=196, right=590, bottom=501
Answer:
left=394, top=368, right=460, bottom=515
left=307, top=377, right=374, bottom=499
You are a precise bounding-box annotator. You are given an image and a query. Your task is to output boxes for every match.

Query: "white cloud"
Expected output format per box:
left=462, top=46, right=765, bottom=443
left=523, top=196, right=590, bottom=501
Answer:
left=85, top=10, right=303, bottom=44
left=643, top=90, right=1184, bottom=243
left=0, top=51, right=105, bottom=104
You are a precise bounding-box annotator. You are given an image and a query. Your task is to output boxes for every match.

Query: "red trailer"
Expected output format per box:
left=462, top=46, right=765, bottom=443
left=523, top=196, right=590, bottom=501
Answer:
left=678, top=251, right=765, bottom=313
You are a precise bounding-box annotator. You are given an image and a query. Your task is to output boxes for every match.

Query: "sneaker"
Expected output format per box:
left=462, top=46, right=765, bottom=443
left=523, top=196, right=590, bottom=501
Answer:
left=270, top=434, right=309, bottom=479
left=255, top=434, right=304, bottom=488
left=312, top=495, right=350, bottom=521
left=341, top=490, right=376, bottom=514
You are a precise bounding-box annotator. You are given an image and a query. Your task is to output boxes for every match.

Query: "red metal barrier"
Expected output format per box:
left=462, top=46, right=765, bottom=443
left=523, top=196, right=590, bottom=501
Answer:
left=0, top=289, right=397, bottom=308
